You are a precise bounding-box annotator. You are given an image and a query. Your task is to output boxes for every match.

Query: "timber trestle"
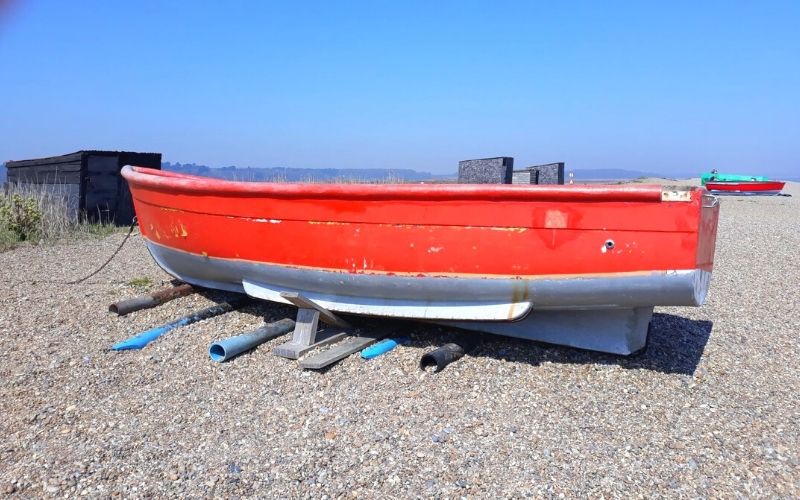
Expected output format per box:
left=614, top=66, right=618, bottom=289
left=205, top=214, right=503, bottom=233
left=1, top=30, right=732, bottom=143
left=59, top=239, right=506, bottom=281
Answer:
left=273, top=292, right=389, bottom=369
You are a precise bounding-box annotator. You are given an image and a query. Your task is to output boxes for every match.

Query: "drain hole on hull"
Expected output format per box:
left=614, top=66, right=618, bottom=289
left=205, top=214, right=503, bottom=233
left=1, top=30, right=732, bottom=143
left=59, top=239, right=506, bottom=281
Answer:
left=605, top=239, right=615, bottom=250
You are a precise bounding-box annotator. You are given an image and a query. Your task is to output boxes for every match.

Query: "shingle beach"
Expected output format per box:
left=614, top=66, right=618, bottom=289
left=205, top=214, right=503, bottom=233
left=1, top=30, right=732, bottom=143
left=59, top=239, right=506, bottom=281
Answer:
left=1, top=182, right=798, bottom=497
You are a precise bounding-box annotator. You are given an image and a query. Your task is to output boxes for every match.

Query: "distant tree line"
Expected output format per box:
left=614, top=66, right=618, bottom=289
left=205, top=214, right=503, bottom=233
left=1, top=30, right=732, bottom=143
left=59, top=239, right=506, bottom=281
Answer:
left=161, top=161, right=451, bottom=182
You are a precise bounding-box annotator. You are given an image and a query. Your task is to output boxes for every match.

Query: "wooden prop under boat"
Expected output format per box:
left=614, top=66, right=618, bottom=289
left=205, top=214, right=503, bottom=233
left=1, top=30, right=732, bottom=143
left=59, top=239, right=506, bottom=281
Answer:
left=122, top=166, right=720, bottom=355
left=705, top=180, right=785, bottom=196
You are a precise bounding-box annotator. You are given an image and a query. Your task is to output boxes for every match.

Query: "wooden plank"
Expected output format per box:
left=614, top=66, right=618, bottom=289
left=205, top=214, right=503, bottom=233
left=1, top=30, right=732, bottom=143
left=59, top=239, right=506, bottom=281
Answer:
left=9, top=168, right=82, bottom=184
left=115, top=180, right=136, bottom=224
left=86, top=179, right=118, bottom=191
left=299, top=331, right=389, bottom=370
left=6, top=160, right=83, bottom=171
left=5, top=152, right=84, bottom=169
left=117, top=152, right=161, bottom=169
left=273, top=306, right=352, bottom=359
left=280, top=292, right=351, bottom=328
left=6, top=152, right=159, bottom=171
left=86, top=176, right=120, bottom=192
left=87, top=155, right=119, bottom=175
left=273, top=329, right=349, bottom=359
left=87, top=170, right=119, bottom=179
left=292, top=308, right=319, bottom=346
left=86, top=186, right=119, bottom=205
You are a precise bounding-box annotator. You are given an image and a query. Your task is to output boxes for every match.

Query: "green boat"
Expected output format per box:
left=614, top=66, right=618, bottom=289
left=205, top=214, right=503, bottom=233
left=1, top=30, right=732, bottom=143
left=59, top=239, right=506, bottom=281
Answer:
left=701, top=170, right=769, bottom=186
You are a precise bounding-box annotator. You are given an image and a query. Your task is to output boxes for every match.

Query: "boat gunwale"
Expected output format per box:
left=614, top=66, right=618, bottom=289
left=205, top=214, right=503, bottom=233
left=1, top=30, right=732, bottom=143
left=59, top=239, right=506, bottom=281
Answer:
left=122, top=165, right=682, bottom=203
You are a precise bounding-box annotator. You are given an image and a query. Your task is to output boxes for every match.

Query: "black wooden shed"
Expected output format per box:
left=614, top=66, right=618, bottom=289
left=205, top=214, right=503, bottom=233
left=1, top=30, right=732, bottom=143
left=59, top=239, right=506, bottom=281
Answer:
left=5, top=150, right=161, bottom=224
left=512, top=162, right=565, bottom=185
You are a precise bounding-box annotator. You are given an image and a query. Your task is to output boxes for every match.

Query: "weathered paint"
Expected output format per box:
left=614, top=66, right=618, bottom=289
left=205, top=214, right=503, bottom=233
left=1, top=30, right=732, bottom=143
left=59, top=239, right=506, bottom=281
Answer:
left=544, top=209, right=568, bottom=229
left=122, top=166, right=720, bottom=325
left=145, top=241, right=711, bottom=321
left=126, top=202, right=717, bottom=275
left=661, top=189, right=693, bottom=202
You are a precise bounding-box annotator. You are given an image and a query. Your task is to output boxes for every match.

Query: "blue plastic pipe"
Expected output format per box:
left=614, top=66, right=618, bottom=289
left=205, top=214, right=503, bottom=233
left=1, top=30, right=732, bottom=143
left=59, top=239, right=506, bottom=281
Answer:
left=209, top=318, right=295, bottom=362
left=111, top=300, right=245, bottom=351
left=361, top=337, right=409, bottom=360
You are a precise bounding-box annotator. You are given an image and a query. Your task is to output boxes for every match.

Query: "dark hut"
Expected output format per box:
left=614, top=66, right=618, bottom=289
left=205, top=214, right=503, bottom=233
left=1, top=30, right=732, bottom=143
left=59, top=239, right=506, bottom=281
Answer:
left=512, top=162, right=565, bottom=185
left=4, top=150, right=161, bottom=224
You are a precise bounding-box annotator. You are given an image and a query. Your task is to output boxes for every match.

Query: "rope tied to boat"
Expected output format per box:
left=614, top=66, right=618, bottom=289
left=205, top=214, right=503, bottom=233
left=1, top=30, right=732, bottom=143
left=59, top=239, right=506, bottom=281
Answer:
left=65, top=217, right=139, bottom=284
left=5, top=217, right=139, bottom=289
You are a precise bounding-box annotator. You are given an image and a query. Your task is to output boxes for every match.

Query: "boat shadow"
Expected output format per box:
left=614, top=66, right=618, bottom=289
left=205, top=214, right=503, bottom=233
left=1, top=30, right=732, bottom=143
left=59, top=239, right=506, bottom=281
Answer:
left=458, top=312, right=713, bottom=376
left=222, top=289, right=711, bottom=376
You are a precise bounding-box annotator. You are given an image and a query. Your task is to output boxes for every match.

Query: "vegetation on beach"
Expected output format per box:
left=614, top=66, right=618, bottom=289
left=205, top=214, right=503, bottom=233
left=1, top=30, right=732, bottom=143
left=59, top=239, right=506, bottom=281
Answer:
left=126, top=276, right=153, bottom=289
left=0, top=185, right=119, bottom=251
left=0, top=192, right=41, bottom=245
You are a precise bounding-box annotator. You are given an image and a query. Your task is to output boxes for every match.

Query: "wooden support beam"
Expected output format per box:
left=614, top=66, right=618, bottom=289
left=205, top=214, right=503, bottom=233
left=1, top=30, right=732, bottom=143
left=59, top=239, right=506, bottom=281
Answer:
left=273, top=293, right=394, bottom=367
left=299, top=331, right=389, bottom=370
left=280, top=292, right=351, bottom=328
left=273, top=328, right=349, bottom=360
left=273, top=293, right=352, bottom=359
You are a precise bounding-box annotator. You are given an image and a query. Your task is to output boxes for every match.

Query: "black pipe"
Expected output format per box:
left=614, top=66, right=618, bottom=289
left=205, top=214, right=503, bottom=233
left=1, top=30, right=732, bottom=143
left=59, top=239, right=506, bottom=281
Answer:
left=420, top=334, right=482, bottom=373
left=109, top=283, right=197, bottom=316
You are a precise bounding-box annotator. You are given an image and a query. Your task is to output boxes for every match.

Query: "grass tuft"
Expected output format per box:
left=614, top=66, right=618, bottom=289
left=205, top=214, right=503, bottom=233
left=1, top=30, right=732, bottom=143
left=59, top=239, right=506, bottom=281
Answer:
left=127, top=277, right=153, bottom=289
left=0, top=183, right=129, bottom=251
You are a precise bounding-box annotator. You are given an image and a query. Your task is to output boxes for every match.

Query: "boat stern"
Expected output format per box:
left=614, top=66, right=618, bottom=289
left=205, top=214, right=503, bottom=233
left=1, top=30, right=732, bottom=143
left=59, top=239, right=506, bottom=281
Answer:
left=696, top=191, right=720, bottom=273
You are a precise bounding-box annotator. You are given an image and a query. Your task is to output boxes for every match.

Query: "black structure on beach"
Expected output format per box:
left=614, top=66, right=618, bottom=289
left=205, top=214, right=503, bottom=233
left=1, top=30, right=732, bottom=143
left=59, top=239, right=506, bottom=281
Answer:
left=512, top=162, right=565, bottom=185
left=5, top=150, right=161, bottom=225
left=457, top=157, right=514, bottom=184
left=458, top=157, right=565, bottom=185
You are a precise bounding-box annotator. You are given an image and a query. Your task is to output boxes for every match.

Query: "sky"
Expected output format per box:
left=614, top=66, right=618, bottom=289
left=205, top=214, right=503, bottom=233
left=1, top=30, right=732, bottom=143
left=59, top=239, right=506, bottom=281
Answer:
left=1, top=1, right=798, bottom=176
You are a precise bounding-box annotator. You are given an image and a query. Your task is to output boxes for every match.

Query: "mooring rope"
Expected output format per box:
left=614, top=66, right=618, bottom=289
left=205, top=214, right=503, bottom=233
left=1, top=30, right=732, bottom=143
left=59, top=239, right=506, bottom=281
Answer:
left=4, top=217, right=139, bottom=289
left=65, top=217, right=139, bottom=285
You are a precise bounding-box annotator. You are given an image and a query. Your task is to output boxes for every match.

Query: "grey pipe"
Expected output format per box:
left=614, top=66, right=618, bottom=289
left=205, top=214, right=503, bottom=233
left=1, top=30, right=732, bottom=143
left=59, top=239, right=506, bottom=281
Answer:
left=109, top=283, right=196, bottom=316
left=209, top=318, right=296, bottom=362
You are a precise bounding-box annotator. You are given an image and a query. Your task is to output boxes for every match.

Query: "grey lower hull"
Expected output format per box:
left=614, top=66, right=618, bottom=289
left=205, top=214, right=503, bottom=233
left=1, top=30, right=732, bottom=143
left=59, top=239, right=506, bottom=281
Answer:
left=438, top=307, right=655, bottom=355
left=146, top=242, right=710, bottom=354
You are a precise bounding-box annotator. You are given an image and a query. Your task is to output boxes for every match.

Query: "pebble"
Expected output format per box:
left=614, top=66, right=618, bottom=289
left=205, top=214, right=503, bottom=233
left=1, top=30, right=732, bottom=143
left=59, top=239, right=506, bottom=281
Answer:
left=0, top=183, right=798, bottom=497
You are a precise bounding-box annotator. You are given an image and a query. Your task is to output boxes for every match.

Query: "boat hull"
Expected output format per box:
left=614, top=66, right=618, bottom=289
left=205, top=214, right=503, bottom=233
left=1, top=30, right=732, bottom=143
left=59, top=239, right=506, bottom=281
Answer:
left=147, top=240, right=711, bottom=320
left=706, top=180, right=785, bottom=195
left=701, top=172, right=768, bottom=186
left=123, top=166, right=720, bottom=354
left=146, top=242, right=708, bottom=354
left=440, top=307, right=656, bottom=355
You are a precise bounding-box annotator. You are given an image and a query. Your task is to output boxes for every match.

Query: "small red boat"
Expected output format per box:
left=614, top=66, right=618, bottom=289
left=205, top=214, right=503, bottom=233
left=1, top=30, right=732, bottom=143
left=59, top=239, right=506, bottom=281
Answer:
left=122, top=166, right=720, bottom=354
left=705, top=180, right=785, bottom=196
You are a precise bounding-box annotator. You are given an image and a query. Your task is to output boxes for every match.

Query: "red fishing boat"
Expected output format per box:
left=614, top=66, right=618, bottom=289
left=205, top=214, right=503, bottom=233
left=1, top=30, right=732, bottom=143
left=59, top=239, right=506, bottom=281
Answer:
left=705, top=180, right=785, bottom=196
left=122, top=166, right=720, bottom=354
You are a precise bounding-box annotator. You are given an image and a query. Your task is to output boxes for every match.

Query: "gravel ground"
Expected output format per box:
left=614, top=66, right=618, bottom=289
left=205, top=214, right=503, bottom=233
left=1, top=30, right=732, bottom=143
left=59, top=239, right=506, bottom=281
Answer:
left=1, top=184, right=798, bottom=497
